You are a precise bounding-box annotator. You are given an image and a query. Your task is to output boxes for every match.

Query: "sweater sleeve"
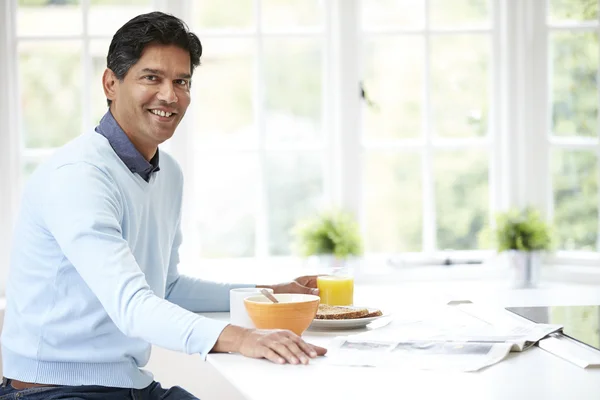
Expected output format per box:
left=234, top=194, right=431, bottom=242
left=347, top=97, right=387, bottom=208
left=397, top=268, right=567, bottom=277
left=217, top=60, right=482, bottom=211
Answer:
left=41, top=162, right=228, bottom=358
left=165, top=220, right=255, bottom=312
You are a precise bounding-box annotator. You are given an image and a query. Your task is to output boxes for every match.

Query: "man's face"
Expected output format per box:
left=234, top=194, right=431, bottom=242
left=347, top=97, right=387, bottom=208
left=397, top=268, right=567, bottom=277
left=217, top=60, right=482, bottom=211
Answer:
left=104, top=43, right=192, bottom=157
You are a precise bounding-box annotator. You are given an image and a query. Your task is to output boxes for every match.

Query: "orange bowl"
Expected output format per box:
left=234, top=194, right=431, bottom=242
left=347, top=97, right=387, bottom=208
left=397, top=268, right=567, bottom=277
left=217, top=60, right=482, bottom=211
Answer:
left=244, top=294, right=320, bottom=335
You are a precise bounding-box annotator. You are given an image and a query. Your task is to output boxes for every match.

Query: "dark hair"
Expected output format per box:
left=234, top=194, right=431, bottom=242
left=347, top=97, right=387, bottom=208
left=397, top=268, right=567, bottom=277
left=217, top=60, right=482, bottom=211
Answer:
left=105, top=12, right=202, bottom=106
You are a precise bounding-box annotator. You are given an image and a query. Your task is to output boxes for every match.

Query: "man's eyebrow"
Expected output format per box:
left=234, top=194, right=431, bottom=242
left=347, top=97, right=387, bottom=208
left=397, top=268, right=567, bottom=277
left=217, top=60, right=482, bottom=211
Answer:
left=140, top=68, right=191, bottom=80
left=140, top=68, right=163, bottom=75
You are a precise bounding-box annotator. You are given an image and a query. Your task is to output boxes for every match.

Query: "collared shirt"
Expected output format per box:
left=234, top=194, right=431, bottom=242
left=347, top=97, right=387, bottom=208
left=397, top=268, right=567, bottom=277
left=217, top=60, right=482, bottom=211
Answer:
left=95, top=111, right=160, bottom=182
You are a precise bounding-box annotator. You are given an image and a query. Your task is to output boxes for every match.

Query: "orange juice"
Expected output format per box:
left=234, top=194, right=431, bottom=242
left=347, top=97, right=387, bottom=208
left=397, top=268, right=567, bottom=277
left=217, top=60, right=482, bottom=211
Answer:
left=317, top=275, right=354, bottom=306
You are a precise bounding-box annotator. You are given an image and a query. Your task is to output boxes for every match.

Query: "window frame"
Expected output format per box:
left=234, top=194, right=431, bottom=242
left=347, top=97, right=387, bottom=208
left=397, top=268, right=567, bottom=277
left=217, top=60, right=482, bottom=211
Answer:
left=0, top=0, right=19, bottom=298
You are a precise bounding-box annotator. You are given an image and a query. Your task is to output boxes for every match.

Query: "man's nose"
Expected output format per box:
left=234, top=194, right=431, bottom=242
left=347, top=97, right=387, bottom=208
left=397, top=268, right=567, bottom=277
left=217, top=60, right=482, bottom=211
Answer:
left=157, top=82, right=178, bottom=103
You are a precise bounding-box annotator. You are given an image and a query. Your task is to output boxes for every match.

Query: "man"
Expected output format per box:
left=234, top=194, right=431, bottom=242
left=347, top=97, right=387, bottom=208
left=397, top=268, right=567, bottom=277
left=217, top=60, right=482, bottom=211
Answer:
left=0, top=12, right=326, bottom=400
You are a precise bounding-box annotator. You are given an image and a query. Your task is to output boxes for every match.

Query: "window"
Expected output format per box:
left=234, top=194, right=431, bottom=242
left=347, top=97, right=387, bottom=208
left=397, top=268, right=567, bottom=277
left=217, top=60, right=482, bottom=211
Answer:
left=178, top=0, right=329, bottom=262
left=360, top=0, right=496, bottom=256
left=16, top=0, right=153, bottom=178
left=547, top=0, right=600, bottom=253
left=1, top=1, right=599, bottom=297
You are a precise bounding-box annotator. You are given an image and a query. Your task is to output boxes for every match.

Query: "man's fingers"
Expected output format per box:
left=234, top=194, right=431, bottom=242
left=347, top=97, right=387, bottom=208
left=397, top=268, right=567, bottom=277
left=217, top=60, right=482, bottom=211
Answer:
left=295, top=275, right=319, bottom=288
left=283, top=332, right=316, bottom=357
left=281, top=339, right=310, bottom=364
left=243, top=330, right=327, bottom=365
left=263, top=348, right=286, bottom=364
left=284, top=332, right=327, bottom=359
left=295, top=338, right=319, bottom=358
left=309, top=343, right=328, bottom=356
left=270, top=342, right=300, bottom=365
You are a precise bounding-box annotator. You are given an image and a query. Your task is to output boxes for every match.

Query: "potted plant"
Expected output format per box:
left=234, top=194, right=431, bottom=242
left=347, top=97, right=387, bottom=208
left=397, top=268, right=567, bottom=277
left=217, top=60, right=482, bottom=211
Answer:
left=492, top=207, right=554, bottom=288
left=291, top=209, right=363, bottom=271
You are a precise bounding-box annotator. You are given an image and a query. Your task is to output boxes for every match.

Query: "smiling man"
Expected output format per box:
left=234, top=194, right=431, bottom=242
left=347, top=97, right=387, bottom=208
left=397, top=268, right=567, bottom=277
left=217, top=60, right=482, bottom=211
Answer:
left=0, top=12, right=325, bottom=400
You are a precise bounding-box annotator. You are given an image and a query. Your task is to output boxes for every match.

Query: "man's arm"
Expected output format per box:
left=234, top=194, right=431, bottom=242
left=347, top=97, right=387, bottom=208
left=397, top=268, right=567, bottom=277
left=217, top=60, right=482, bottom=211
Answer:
left=164, top=220, right=254, bottom=312
left=163, top=219, right=327, bottom=363
left=42, top=163, right=228, bottom=358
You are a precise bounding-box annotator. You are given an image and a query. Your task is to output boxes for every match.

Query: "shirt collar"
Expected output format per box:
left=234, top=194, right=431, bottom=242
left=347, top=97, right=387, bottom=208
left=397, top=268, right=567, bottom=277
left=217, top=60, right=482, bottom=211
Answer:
left=95, top=110, right=160, bottom=181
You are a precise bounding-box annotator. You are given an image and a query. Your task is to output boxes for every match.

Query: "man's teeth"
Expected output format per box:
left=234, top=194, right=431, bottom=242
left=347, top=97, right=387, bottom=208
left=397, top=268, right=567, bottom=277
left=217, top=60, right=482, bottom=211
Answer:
left=151, top=110, right=173, bottom=117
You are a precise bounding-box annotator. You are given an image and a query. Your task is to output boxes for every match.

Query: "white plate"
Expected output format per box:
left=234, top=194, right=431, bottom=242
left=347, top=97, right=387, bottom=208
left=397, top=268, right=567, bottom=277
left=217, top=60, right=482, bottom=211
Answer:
left=308, top=308, right=389, bottom=330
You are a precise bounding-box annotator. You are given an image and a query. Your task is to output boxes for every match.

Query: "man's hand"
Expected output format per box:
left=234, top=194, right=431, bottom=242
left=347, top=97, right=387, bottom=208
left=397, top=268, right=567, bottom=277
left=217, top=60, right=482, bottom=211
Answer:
left=239, top=328, right=327, bottom=364
left=258, top=275, right=320, bottom=295
left=212, top=325, right=327, bottom=364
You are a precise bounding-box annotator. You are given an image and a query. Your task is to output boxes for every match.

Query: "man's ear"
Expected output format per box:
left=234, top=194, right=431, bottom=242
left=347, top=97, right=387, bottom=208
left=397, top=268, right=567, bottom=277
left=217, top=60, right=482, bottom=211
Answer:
left=102, top=68, right=118, bottom=103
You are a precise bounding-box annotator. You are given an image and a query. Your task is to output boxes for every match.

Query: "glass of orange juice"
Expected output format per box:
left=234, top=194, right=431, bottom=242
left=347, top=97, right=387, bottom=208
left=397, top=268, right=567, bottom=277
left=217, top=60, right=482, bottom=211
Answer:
left=315, top=256, right=355, bottom=305
left=317, top=275, right=354, bottom=306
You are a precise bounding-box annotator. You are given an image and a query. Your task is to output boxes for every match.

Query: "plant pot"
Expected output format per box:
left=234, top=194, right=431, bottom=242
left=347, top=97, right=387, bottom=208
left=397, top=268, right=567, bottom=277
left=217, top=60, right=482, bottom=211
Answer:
left=509, top=250, right=542, bottom=288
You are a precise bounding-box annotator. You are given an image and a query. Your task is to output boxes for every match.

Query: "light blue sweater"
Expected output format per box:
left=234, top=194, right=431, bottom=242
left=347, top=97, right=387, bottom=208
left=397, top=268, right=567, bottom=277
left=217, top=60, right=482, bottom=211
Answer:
left=1, top=131, right=249, bottom=388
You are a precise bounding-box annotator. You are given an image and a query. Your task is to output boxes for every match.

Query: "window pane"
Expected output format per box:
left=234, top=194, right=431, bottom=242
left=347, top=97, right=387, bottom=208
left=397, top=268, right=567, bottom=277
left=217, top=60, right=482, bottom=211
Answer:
left=263, top=38, right=322, bottom=144
left=89, top=0, right=152, bottom=36
left=550, top=306, right=600, bottom=349
left=364, top=152, right=422, bottom=252
left=435, top=151, right=489, bottom=250
left=91, top=40, right=110, bottom=127
left=266, top=153, right=324, bottom=255
left=19, top=41, right=82, bottom=148
left=361, top=0, right=425, bottom=29
left=431, top=35, right=490, bottom=138
left=550, top=32, right=598, bottom=138
left=549, top=0, right=599, bottom=22
left=552, top=150, right=598, bottom=251
left=18, top=0, right=81, bottom=37
left=192, top=39, right=255, bottom=145
left=194, top=154, right=257, bottom=258
left=193, top=0, right=254, bottom=31
left=363, top=37, right=423, bottom=140
left=429, top=0, right=490, bottom=28
left=261, top=0, right=323, bottom=30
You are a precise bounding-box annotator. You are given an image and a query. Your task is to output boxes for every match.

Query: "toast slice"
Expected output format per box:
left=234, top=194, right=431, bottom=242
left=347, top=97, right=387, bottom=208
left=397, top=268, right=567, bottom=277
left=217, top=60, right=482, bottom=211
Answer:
left=315, top=304, right=370, bottom=320
left=361, top=309, right=383, bottom=318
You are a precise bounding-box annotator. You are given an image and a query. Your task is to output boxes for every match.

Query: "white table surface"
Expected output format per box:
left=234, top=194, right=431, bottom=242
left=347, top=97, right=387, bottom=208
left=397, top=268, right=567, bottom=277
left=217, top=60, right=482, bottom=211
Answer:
left=203, top=281, right=600, bottom=400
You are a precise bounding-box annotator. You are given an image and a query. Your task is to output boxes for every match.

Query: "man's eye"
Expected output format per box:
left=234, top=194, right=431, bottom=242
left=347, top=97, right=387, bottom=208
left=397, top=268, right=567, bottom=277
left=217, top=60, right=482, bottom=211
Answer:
left=144, top=75, right=157, bottom=81
left=176, top=79, right=189, bottom=87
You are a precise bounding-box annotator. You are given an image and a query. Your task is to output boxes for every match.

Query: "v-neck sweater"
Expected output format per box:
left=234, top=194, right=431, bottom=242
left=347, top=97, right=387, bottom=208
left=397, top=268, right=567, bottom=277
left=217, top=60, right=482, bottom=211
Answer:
left=1, top=131, right=247, bottom=388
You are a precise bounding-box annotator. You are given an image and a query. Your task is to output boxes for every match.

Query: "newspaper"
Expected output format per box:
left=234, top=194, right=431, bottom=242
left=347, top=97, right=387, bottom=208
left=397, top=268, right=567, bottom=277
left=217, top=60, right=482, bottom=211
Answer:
left=452, top=303, right=563, bottom=351
left=322, top=336, right=513, bottom=372
left=320, top=305, right=562, bottom=372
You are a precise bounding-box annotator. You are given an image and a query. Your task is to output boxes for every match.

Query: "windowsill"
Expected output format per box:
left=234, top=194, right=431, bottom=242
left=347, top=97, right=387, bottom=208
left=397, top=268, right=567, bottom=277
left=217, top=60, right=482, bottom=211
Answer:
left=178, top=255, right=600, bottom=286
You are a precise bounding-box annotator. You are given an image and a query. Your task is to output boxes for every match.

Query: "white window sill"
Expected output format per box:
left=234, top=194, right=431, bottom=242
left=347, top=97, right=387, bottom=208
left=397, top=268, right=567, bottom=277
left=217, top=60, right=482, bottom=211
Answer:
left=178, top=255, right=600, bottom=286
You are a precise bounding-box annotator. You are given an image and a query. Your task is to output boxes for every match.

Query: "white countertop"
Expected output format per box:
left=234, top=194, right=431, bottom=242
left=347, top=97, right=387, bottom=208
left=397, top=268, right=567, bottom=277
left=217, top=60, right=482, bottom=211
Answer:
left=203, top=281, right=600, bottom=400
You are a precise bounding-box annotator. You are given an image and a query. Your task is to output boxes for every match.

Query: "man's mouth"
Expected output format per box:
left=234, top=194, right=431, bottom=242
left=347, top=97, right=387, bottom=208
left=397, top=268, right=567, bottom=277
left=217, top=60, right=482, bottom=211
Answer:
left=149, top=109, right=177, bottom=119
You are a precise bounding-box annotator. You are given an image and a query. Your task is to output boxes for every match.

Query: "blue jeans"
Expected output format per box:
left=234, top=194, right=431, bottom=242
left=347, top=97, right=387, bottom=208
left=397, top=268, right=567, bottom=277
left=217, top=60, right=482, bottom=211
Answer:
left=0, top=378, right=199, bottom=399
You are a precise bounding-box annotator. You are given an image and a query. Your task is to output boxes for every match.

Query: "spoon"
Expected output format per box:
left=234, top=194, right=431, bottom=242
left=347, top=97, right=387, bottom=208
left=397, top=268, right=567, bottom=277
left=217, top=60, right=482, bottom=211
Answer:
left=261, top=288, right=279, bottom=303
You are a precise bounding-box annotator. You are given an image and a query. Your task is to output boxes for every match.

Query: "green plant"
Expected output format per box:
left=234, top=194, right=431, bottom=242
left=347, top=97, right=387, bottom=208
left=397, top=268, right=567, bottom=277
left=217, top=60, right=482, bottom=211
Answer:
left=292, top=210, right=363, bottom=258
left=492, top=207, right=554, bottom=252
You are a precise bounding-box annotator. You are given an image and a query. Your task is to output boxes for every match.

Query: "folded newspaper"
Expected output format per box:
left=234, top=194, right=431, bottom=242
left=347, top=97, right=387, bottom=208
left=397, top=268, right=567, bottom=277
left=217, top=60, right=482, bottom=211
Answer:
left=320, top=304, right=562, bottom=372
